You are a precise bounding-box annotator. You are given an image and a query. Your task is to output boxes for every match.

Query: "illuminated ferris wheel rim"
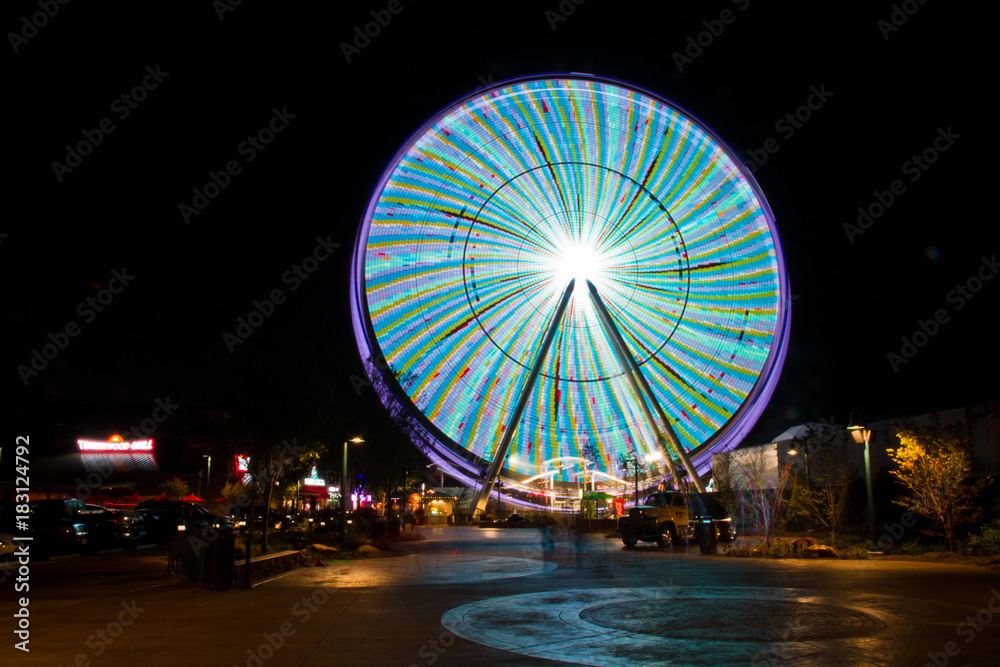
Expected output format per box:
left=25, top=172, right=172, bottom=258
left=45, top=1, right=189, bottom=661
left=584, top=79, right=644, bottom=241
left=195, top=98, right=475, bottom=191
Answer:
left=350, top=73, right=791, bottom=507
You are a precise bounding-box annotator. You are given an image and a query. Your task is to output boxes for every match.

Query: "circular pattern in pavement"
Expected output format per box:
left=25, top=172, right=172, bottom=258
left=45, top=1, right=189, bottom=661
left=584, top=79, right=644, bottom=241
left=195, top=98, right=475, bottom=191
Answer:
left=580, top=598, right=886, bottom=642
left=313, top=555, right=556, bottom=588
left=441, top=586, right=906, bottom=666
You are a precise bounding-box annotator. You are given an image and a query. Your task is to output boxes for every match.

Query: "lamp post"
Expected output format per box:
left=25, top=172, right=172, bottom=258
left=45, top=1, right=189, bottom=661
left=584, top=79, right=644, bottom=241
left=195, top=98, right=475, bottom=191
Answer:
left=341, top=437, right=364, bottom=549
left=202, top=449, right=212, bottom=502
left=788, top=444, right=810, bottom=489
left=847, top=423, right=876, bottom=547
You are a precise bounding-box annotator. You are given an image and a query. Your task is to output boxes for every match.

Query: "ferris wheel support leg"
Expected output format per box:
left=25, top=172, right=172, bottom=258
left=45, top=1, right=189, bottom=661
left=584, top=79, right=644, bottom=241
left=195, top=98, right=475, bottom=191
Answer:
left=586, top=281, right=707, bottom=493
left=473, top=279, right=576, bottom=515
left=584, top=282, right=680, bottom=485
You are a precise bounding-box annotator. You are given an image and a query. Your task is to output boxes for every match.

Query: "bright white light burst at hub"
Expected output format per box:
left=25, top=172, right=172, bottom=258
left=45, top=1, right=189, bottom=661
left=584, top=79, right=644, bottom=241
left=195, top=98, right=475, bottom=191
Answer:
left=555, top=244, right=603, bottom=285
left=351, top=74, right=791, bottom=503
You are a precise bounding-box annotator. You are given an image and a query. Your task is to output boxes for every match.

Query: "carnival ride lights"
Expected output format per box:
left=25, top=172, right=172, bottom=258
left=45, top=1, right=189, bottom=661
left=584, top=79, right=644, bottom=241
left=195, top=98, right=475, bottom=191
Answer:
left=351, top=74, right=790, bottom=512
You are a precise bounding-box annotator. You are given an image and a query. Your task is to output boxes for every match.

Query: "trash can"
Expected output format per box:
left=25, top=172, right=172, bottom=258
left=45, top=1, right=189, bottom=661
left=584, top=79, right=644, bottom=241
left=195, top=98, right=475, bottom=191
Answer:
left=203, top=531, right=236, bottom=590
left=698, top=518, right=717, bottom=554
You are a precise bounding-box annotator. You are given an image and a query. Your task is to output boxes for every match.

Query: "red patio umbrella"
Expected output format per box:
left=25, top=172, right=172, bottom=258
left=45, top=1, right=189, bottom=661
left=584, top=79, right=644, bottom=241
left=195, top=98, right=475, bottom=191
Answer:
left=83, top=491, right=113, bottom=505
left=119, top=492, right=146, bottom=504
left=181, top=494, right=206, bottom=502
left=213, top=497, right=227, bottom=503
left=150, top=493, right=168, bottom=501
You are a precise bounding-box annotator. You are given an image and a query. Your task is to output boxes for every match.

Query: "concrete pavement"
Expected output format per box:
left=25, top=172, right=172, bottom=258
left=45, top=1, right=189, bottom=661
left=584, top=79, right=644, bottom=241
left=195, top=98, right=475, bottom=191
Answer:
left=2, top=526, right=999, bottom=666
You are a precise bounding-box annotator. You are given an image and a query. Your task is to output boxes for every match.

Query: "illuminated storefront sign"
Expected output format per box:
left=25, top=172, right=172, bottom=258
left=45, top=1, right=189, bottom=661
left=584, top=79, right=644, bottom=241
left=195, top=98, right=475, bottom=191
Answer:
left=78, top=438, right=153, bottom=452
left=303, top=466, right=325, bottom=487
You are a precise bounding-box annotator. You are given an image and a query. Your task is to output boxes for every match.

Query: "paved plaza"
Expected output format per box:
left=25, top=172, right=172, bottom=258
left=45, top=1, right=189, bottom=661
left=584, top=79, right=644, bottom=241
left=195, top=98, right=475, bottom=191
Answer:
left=3, top=527, right=999, bottom=665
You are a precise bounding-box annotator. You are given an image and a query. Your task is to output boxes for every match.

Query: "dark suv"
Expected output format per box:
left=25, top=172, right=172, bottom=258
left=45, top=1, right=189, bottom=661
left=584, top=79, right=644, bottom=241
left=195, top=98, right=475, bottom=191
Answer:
left=133, top=500, right=231, bottom=544
left=19, top=499, right=90, bottom=557
left=81, top=505, right=146, bottom=549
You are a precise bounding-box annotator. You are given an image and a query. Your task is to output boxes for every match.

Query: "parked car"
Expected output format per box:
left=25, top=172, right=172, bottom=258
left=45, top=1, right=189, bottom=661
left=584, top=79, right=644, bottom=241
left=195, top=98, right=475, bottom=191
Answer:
left=618, top=491, right=734, bottom=549
left=133, top=500, right=231, bottom=545
left=24, top=499, right=90, bottom=557
left=228, top=506, right=296, bottom=531
left=504, top=513, right=531, bottom=522
left=80, top=505, right=146, bottom=549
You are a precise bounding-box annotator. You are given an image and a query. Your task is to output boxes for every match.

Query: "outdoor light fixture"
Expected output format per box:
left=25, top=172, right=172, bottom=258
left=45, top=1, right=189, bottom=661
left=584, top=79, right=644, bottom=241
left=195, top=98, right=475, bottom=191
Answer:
left=341, top=437, right=364, bottom=549
left=847, top=422, right=876, bottom=547
left=202, top=450, right=212, bottom=504
left=787, top=444, right=811, bottom=489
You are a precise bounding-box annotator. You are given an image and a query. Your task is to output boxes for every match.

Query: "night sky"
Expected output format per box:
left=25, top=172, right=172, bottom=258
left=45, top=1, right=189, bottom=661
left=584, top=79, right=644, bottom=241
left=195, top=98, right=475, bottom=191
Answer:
left=3, top=1, right=992, bottom=462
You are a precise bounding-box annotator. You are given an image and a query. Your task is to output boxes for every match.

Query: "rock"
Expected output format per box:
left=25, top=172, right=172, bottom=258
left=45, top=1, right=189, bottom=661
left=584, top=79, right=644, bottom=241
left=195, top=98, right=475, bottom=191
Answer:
left=358, top=545, right=385, bottom=558
left=311, top=543, right=338, bottom=553
left=804, top=544, right=839, bottom=558
left=792, top=537, right=819, bottom=552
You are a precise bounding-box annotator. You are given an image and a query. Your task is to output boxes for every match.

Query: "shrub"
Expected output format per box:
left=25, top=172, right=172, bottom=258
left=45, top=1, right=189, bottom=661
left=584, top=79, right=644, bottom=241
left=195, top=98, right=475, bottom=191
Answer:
left=838, top=544, right=869, bottom=560
left=896, top=539, right=948, bottom=555
left=766, top=541, right=795, bottom=558
left=965, top=519, right=1000, bottom=556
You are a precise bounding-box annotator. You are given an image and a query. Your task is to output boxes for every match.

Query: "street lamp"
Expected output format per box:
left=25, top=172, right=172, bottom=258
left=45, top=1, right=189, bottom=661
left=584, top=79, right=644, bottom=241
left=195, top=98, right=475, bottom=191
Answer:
left=202, top=449, right=212, bottom=502
left=787, top=444, right=810, bottom=489
left=341, top=437, right=364, bottom=549
left=847, top=422, right=876, bottom=547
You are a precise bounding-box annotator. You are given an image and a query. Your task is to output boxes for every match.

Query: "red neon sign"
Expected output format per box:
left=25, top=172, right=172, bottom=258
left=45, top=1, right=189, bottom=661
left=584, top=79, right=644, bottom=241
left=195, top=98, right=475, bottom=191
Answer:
left=78, top=439, right=154, bottom=452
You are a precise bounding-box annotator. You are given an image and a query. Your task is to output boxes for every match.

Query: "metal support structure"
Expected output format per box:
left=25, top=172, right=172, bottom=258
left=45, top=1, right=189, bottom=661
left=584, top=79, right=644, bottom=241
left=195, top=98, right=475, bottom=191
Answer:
left=340, top=437, right=364, bottom=549
left=862, top=430, right=876, bottom=546
left=473, top=280, right=576, bottom=514
left=586, top=280, right=706, bottom=493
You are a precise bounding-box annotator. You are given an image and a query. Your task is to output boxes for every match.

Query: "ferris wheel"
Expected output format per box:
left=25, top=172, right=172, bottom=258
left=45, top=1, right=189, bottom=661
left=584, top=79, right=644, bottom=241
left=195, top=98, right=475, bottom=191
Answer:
left=351, top=74, right=790, bottom=512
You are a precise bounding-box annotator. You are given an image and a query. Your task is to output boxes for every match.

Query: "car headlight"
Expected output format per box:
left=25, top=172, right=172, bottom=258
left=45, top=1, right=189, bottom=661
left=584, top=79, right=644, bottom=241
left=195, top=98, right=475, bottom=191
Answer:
left=176, top=524, right=187, bottom=531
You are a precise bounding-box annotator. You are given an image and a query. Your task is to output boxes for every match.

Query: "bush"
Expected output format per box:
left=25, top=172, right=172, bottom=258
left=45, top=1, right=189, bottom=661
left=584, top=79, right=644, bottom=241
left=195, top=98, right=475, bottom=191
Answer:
left=766, top=541, right=795, bottom=558
left=838, top=544, right=869, bottom=560
left=965, top=518, right=1000, bottom=556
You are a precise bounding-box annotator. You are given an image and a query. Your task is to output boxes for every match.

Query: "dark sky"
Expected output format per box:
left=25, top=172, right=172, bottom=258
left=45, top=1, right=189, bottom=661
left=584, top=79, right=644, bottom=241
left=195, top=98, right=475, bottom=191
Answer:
left=3, top=1, right=992, bottom=457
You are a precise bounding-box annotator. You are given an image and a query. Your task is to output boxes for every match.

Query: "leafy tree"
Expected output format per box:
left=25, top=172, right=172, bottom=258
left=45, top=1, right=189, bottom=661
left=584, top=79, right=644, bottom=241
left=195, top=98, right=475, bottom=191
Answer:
left=617, top=452, right=647, bottom=505
left=888, top=416, right=989, bottom=551
left=220, top=480, right=249, bottom=509
left=159, top=477, right=190, bottom=499
left=787, top=425, right=853, bottom=544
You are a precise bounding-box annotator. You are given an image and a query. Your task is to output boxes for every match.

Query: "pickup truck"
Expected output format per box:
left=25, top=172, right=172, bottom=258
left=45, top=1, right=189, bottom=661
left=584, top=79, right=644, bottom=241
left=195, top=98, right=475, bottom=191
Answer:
left=618, top=491, right=734, bottom=548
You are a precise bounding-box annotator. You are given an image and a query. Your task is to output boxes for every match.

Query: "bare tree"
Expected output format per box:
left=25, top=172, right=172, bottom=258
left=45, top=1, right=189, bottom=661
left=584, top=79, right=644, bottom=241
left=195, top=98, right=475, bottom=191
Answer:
left=730, top=446, right=792, bottom=553
left=787, top=426, right=853, bottom=544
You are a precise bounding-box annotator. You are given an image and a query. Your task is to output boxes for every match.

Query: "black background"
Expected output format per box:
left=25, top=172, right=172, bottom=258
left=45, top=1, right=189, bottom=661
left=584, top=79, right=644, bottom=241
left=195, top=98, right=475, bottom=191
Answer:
left=3, top=0, right=992, bottom=459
